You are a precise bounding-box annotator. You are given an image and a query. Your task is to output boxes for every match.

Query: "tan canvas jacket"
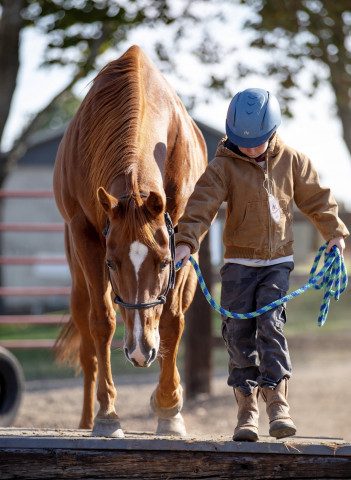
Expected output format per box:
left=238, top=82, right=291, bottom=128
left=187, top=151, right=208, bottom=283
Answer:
left=175, top=134, right=349, bottom=260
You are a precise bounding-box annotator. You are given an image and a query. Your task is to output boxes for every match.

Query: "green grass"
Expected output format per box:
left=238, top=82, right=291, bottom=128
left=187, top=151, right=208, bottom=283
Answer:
left=284, top=283, right=350, bottom=336
left=0, top=324, right=61, bottom=340
left=11, top=349, right=77, bottom=379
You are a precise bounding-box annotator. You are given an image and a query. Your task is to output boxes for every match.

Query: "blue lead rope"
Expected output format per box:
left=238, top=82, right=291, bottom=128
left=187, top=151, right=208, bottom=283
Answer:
left=176, top=243, right=348, bottom=327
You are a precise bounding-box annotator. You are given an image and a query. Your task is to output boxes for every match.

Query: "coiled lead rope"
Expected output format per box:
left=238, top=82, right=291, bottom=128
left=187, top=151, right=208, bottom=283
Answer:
left=176, top=243, right=348, bottom=326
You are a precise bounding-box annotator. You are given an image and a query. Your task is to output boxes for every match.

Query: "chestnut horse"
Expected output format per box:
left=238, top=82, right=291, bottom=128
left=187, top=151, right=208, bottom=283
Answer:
left=53, top=45, right=207, bottom=437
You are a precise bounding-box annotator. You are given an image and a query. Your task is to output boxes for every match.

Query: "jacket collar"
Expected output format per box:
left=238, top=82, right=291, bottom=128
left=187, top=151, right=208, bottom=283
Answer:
left=216, top=133, right=283, bottom=161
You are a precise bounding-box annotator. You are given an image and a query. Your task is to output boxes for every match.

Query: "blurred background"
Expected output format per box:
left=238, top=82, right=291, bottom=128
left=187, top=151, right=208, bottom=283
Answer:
left=0, top=0, right=350, bottom=439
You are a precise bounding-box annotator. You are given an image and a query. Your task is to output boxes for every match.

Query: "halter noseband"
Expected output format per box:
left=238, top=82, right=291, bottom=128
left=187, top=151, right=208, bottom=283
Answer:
left=102, top=194, right=176, bottom=310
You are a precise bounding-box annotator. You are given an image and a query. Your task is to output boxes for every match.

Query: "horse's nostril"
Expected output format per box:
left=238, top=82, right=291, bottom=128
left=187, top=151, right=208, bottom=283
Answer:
left=150, top=348, right=157, bottom=364
left=124, top=347, right=130, bottom=360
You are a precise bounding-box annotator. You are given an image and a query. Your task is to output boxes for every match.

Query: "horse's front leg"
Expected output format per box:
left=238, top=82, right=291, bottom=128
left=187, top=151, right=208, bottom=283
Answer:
left=88, top=288, right=124, bottom=438
left=64, top=227, right=98, bottom=430
left=150, top=265, right=197, bottom=436
left=70, top=217, right=123, bottom=437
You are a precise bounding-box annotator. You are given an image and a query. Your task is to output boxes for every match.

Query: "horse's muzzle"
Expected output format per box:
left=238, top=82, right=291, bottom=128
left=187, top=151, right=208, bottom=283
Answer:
left=124, top=346, right=157, bottom=368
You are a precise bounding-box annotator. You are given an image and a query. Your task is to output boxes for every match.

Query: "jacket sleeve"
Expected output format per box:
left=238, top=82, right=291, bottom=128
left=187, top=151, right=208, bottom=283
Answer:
left=293, top=155, right=349, bottom=241
left=175, top=159, right=228, bottom=253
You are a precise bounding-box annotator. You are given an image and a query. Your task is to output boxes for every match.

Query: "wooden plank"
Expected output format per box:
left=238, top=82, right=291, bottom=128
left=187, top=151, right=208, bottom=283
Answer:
left=0, top=429, right=350, bottom=479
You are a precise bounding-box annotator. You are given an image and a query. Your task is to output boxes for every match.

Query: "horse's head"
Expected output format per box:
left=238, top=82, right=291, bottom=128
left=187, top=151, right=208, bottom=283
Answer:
left=98, top=187, right=174, bottom=368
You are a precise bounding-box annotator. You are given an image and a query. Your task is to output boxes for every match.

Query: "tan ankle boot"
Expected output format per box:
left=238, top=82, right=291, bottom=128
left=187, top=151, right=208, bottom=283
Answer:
left=233, top=387, right=259, bottom=442
left=261, top=379, right=296, bottom=439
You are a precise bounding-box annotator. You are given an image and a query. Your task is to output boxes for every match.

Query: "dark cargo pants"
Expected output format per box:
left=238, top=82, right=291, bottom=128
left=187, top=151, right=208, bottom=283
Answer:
left=220, top=262, right=294, bottom=395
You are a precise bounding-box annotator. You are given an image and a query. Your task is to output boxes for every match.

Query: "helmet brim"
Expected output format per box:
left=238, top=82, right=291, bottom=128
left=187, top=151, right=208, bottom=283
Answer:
left=225, top=122, right=277, bottom=148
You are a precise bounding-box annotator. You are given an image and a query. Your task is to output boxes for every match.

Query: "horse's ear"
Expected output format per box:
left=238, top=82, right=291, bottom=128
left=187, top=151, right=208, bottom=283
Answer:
left=97, top=187, right=118, bottom=213
left=146, top=191, right=165, bottom=217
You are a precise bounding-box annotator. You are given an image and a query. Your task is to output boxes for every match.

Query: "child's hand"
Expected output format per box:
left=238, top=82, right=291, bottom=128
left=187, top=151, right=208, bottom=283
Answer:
left=327, top=237, right=345, bottom=256
left=175, top=244, right=191, bottom=267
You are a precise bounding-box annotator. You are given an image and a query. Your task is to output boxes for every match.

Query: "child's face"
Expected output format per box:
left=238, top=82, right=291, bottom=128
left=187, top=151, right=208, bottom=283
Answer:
left=238, top=141, right=269, bottom=159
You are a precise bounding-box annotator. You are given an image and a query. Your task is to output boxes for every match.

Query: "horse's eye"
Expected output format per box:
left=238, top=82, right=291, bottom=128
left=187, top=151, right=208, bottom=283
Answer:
left=106, top=259, right=116, bottom=271
left=160, top=258, right=170, bottom=271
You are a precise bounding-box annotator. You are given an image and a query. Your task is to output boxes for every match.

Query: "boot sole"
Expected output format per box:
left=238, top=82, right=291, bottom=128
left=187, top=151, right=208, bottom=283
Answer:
left=233, top=429, right=259, bottom=442
left=269, top=424, right=296, bottom=439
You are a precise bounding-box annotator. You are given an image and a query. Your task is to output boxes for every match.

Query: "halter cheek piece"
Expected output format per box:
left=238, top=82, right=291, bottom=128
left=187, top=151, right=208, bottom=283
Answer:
left=102, top=193, right=176, bottom=310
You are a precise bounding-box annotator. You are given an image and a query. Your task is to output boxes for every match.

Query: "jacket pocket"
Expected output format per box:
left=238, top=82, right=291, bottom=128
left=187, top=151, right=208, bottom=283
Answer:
left=228, top=201, right=269, bottom=249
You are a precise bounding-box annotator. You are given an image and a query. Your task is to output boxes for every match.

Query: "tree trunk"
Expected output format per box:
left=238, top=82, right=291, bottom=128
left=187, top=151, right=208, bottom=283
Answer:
left=328, top=55, right=351, bottom=158
left=0, top=0, right=24, bottom=146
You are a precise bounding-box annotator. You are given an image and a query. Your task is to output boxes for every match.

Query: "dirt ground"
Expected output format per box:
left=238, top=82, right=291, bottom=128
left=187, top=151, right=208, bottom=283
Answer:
left=13, top=335, right=351, bottom=443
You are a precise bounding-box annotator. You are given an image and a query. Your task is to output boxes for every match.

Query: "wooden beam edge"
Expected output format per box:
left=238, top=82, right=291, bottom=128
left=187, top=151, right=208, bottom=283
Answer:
left=0, top=429, right=349, bottom=457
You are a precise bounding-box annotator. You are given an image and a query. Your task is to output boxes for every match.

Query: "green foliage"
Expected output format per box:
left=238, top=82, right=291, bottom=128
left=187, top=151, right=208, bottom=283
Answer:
left=34, top=91, right=81, bottom=131
left=0, top=0, right=229, bottom=155
left=2, top=1, right=351, bottom=145
left=21, top=1, right=148, bottom=72
left=18, top=0, right=216, bottom=75
left=238, top=0, right=351, bottom=123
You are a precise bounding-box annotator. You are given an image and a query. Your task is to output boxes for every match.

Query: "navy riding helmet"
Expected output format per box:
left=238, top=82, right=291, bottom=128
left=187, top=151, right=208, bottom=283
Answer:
left=225, top=88, right=281, bottom=148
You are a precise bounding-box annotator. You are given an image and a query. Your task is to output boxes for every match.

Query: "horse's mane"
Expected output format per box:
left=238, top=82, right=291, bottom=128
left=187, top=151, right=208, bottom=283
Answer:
left=120, top=201, right=160, bottom=252
left=77, top=46, right=164, bottom=250
left=117, top=173, right=160, bottom=251
left=80, top=47, right=142, bottom=195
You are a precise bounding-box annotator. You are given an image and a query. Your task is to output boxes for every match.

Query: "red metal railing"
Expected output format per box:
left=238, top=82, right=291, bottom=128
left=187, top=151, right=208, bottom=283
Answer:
left=0, top=189, right=123, bottom=350
left=0, top=256, right=67, bottom=265
left=0, top=223, right=64, bottom=232
left=0, top=190, right=69, bottom=349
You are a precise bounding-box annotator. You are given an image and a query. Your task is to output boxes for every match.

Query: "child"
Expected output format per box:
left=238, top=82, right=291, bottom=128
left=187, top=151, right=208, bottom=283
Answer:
left=175, top=88, right=349, bottom=441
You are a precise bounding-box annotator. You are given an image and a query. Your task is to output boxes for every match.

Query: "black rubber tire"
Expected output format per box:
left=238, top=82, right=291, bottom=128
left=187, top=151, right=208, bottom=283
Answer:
left=0, top=347, right=24, bottom=426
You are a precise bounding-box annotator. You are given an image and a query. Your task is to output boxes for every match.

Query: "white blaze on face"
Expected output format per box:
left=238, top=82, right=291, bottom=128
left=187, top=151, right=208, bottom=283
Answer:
left=129, top=241, right=148, bottom=279
left=129, top=241, right=149, bottom=364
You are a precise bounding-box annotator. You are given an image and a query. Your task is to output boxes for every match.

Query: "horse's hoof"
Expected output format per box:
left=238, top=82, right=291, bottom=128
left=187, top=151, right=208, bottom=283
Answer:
left=92, top=417, right=124, bottom=438
left=156, top=413, right=186, bottom=436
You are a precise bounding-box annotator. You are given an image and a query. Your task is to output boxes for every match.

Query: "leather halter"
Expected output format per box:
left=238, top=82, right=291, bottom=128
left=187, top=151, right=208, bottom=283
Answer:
left=102, top=194, right=176, bottom=309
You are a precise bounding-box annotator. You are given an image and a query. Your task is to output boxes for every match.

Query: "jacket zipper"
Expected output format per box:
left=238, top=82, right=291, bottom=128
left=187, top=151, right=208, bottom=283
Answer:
left=250, top=154, right=273, bottom=259
left=264, top=153, right=272, bottom=260
left=265, top=172, right=272, bottom=259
